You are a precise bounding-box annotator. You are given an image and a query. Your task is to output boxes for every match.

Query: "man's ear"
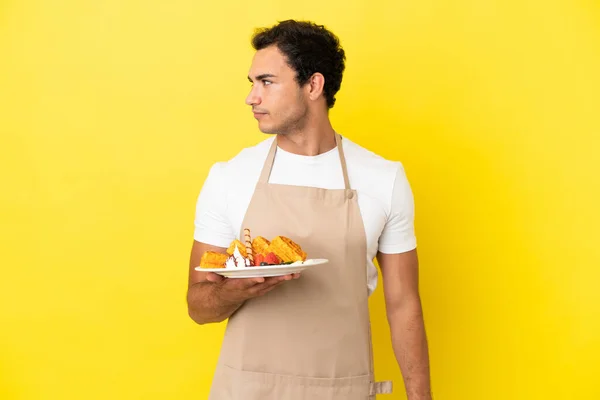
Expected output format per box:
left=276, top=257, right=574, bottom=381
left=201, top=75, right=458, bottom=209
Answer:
left=306, top=73, right=325, bottom=101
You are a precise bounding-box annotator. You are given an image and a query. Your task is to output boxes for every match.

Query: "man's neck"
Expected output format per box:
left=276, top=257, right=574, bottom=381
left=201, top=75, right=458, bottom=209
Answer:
left=275, top=122, right=337, bottom=157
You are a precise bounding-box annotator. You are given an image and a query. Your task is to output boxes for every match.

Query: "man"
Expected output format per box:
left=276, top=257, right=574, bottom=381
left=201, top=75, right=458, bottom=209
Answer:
left=187, top=20, right=432, bottom=400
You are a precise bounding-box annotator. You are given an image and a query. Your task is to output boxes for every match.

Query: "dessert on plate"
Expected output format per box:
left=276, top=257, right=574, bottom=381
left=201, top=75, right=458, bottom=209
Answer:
left=198, top=228, right=307, bottom=269
left=266, top=236, right=307, bottom=263
left=227, top=239, right=248, bottom=258
left=199, top=251, right=229, bottom=269
left=251, top=236, right=270, bottom=256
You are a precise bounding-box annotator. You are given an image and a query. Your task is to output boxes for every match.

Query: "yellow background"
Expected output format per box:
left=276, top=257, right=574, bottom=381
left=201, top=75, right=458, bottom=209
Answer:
left=1, top=0, right=599, bottom=399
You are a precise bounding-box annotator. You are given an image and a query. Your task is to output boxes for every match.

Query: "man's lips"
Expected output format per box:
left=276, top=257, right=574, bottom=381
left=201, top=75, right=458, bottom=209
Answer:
left=253, top=111, right=268, bottom=119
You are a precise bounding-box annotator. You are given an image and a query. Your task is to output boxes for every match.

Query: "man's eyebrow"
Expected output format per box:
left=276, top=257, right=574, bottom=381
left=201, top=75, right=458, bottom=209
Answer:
left=248, top=74, right=277, bottom=82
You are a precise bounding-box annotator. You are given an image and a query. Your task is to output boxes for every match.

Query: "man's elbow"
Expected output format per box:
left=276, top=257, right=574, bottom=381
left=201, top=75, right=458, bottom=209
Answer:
left=187, top=307, right=225, bottom=325
left=187, top=308, right=207, bottom=325
left=386, top=293, right=423, bottom=320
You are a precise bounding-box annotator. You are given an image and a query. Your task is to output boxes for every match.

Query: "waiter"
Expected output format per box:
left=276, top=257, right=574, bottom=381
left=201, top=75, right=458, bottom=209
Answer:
left=187, top=19, right=432, bottom=400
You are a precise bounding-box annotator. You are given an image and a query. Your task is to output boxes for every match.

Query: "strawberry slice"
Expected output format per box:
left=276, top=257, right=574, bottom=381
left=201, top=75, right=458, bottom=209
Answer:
left=264, top=252, right=281, bottom=265
left=254, top=254, right=265, bottom=266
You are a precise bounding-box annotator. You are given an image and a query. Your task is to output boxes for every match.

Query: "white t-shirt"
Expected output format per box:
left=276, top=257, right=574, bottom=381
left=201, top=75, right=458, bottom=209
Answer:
left=193, top=135, right=417, bottom=296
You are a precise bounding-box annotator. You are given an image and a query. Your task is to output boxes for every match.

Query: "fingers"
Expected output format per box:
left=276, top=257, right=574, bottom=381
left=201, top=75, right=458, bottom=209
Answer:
left=207, top=274, right=263, bottom=291
left=205, top=272, right=224, bottom=283
left=215, top=273, right=301, bottom=298
left=241, top=277, right=266, bottom=287
left=210, top=273, right=299, bottom=285
left=249, top=274, right=294, bottom=295
left=265, top=274, right=294, bottom=285
left=252, top=281, right=285, bottom=296
left=255, top=273, right=300, bottom=295
left=224, top=277, right=265, bottom=290
left=255, top=284, right=282, bottom=297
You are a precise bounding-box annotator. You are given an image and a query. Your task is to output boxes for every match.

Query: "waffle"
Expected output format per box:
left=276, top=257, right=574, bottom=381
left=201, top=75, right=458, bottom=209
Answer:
left=199, top=251, right=228, bottom=269
left=251, top=236, right=271, bottom=256
left=226, top=239, right=248, bottom=258
left=267, top=236, right=307, bottom=263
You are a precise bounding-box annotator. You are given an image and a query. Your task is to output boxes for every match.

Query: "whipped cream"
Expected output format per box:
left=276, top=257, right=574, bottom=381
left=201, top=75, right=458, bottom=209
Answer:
left=225, top=246, right=251, bottom=268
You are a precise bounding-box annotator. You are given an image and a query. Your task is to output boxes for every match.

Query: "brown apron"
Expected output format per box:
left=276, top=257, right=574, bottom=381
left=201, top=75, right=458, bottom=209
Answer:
left=208, top=133, right=393, bottom=399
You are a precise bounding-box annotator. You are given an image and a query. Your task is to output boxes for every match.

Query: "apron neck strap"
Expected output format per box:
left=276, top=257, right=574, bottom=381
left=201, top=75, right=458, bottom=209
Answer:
left=335, top=133, right=351, bottom=191
left=258, top=133, right=351, bottom=190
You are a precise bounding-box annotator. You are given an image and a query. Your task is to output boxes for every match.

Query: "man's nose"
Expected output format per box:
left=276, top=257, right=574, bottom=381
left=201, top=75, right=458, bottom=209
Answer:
left=245, top=87, right=261, bottom=106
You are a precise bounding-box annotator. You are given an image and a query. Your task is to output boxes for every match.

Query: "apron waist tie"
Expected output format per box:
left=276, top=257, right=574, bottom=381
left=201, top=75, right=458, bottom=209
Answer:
left=369, top=380, right=393, bottom=395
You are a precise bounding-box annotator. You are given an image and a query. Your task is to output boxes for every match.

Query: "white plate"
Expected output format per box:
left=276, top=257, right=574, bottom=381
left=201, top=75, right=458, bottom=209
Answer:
left=194, top=259, right=329, bottom=278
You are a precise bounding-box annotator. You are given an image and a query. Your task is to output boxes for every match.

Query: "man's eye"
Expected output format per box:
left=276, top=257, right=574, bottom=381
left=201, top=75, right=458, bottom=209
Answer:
left=263, top=80, right=272, bottom=85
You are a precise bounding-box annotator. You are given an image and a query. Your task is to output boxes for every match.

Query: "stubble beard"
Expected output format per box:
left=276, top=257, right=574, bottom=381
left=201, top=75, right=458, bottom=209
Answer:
left=263, top=112, right=307, bottom=136
left=260, top=94, right=309, bottom=136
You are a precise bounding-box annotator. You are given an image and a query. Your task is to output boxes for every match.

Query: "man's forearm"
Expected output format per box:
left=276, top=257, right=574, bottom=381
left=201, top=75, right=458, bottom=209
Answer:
left=187, top=282, right=242, bottom=324
left=388, top=300, right=432, bottom=400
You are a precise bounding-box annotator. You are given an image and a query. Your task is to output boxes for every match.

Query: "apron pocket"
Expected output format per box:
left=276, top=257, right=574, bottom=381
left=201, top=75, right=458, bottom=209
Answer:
left=210, top=363, right=380, bottom=400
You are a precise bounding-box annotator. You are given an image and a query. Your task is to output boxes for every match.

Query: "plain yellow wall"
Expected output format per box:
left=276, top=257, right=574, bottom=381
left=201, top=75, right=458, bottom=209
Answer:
left=1, top=1, right=599, bottom=399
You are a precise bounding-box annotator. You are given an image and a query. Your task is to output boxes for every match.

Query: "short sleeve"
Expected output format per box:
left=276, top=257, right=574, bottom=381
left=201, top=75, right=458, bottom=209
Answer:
left=377, top=163, right=417, bottom=254
left=193, top=162, right=236, bottom=247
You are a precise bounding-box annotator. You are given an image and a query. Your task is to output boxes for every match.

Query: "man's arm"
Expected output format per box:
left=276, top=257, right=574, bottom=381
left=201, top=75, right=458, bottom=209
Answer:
left=377, top=249, right=432, bottom=400
left=187, top=241, right=243, bottom=324
left=186, top=240, right=298, bottom=325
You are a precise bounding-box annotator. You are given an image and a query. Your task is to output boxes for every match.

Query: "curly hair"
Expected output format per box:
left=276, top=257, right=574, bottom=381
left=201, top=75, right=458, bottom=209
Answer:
left=251, top=20, right=346, bottom=109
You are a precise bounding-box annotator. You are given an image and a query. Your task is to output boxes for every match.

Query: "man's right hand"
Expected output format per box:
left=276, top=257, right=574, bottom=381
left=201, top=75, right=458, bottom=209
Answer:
left=206, top=272, right=300, bottom=305
left=187, top=240, right=301, bottom=324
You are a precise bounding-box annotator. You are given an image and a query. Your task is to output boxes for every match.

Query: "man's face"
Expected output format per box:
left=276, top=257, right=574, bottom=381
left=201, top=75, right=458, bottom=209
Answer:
left=246, top=45, right=308, bottom=135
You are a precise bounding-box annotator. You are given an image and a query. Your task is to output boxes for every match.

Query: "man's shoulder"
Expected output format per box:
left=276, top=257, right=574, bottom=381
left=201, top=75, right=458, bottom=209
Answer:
left=209, top=136, right=274, bottom=176
left=343, top=136, right=403, bottom=182
left=342, top=136, right=410, bottom=217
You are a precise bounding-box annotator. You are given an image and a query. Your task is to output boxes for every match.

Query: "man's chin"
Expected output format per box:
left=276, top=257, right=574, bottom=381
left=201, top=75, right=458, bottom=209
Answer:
left=258, top=122, right=292, bottom=135
left=258, top=124, right=279, bottom=135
